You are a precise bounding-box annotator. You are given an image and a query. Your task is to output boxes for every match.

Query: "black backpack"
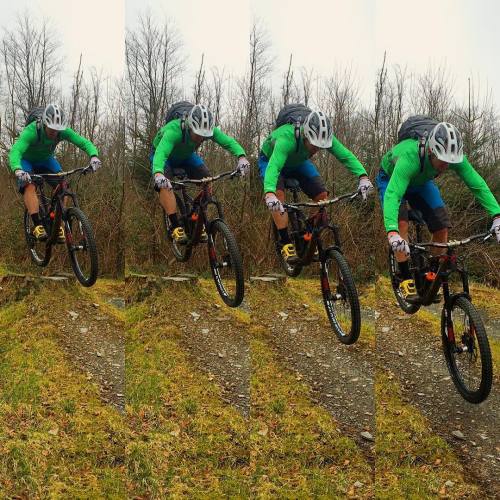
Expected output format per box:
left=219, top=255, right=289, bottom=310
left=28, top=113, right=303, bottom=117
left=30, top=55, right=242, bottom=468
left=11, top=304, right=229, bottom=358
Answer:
left=275, top=103, right=312, bottom=152
left=165, top=101, right=194, bottom=142
left=25, top=106, right=45, bottom=140
left=397, top=115, right=438, bottom=172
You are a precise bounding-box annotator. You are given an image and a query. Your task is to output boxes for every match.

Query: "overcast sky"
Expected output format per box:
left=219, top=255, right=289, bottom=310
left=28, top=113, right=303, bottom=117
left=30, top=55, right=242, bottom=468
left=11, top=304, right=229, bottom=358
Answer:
left=125, top=0, right=500, bottom=108
left=0, top=0, right=124, bottom=84
left=0, top=0, right=499, bottom=109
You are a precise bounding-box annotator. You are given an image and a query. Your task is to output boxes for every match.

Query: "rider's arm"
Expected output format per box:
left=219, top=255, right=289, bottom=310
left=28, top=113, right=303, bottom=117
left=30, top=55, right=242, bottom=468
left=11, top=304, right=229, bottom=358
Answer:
left=383, top=153, right=420, bottom=233
left=329, top=136, right=368, bottom=178
left=153, top=124, right=182, bottom=176
left=59, top=128, right=99, bottom=157
left=263, top=138, right=294, bottom=194
left=452, top=157, right=500, bottom=218
left=152, top=124, right=183, bottom=175
left=8, top=123, right=37, bottom=172
left=212, top=127, right=245, bottom=157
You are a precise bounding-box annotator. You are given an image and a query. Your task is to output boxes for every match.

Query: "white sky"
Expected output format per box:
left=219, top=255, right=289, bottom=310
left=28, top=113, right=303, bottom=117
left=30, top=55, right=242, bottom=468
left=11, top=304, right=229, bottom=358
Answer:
left=0, top=0, right=498, bottom=109
left=375, top=0, right=500, bottom=107
left=0, top=0, right=125, bottom=83
left=125, top=0, right=500, bottom=108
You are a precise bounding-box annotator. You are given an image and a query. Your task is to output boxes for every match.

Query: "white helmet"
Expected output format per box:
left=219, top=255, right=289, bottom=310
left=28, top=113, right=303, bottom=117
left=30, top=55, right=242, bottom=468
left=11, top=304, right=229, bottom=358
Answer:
left=42, top=103, right=67, bottom=131
left=428, top=122, right=463, bottom=163
left=187, top=104, right=214, bottom=138
left=303, top=110, right=333, bottom=148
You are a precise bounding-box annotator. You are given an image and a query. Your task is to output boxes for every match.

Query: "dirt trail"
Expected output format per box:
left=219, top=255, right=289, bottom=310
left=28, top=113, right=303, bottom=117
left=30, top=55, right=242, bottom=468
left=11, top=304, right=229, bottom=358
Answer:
left=377, top=292, right=499, bottom=498
left=127, top=276, right=250, bottom=416
left=246, top=278, right=376, bottom=457
left=0, top=275, right=125, bottom=411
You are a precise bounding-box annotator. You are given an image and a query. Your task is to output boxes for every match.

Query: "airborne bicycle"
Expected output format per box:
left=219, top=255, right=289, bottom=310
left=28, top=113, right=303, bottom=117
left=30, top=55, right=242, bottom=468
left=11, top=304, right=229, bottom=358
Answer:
left=272, top=179, right=362, bottom=344
left=24, top=165, right=98, bottom=287
left=389, top=209, right=494, bottom=403
left=164, top=169, right=244, bottom=307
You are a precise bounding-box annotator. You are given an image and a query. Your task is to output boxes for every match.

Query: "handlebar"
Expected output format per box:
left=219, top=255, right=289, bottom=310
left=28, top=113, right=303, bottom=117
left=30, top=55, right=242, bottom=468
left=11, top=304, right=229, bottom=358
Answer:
left=30, top=165, right=91, bottom=180
left=283, top=189, right=360, bottom=210
left=170, top=170, right=239, bottom=187
left=412, top=232, right=493, bottom=250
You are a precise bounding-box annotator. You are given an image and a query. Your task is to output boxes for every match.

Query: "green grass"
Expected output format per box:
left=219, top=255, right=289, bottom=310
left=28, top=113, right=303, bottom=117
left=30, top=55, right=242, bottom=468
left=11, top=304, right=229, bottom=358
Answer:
left=0, top=283, right=128, bottom=498
left=375, top=370, right=480, bottom=499
left=125, top=283, right=251, bottom=498
left=251, top=328, right=373, bottom=498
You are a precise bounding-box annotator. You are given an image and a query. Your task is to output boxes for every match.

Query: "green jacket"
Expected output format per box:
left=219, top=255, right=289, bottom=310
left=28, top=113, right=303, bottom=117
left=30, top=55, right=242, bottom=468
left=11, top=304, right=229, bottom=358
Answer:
left=261, top=124, right=367, bottom=194
left=381, top=139, right=500, bottom=232
left=152, top=119, right=245, bottom=175
left=8, top=121, right=98, bottom=171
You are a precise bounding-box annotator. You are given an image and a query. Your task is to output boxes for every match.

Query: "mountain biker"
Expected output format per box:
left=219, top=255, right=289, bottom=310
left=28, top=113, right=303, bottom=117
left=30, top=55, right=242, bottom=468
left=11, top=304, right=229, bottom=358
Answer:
left=8, top=103, right=102, bottom=242
left=151, top=103, right=250, bottom=243
left=260, top=108, right=373, bottom=263
left=377, top=121, right=500, bottom=302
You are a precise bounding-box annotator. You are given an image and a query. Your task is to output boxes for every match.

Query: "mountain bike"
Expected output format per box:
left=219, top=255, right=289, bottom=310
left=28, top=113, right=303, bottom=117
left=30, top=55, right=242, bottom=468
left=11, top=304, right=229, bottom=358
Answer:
left=388, top=209, right=494, bottom=403
left=272, top=178, right=362, bottom=344
left=24, top=165, right=98, bottom=287
left=164, top=169, right=244, bottom=307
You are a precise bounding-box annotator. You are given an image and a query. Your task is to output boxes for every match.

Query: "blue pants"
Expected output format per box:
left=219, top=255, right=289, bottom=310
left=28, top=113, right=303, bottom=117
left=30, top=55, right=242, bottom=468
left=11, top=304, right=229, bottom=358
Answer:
left=376, top=170, right=450, bottom=232
left=258, top=153, right=326, bottom=198
left=149, top=149, right=205, bottom=170
left=18, top=157, right=62, bottom=192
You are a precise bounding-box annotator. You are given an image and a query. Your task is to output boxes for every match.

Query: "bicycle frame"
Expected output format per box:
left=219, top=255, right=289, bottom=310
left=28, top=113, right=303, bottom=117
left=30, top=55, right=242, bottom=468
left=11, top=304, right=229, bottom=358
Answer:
left=409, top=230, right=493, bottom=308
left=283, top=190, right=360, bottom=266
left=32, top=167, right=88, bottom=246
left=171, top=170, right=237, bottom=247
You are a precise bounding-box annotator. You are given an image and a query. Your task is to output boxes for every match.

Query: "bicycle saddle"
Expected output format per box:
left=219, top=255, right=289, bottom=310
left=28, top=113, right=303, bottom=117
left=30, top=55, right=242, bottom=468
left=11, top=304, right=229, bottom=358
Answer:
left=171, top=168, right=187, bottom=179
left=408, top=209, right=425, bottom=225
left=284, top=178, right=301, bottom=191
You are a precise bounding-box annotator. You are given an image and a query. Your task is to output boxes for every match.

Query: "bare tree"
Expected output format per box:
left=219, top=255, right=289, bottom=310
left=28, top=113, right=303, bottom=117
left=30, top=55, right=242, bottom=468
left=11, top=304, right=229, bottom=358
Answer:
left=281, top=54, right=295, bottom=106
left=193, top=53, right=206, bottom=104
left=239, top=20, right=272, bottom=151
left=125, top=13, right=185, bottom=167
left=1, top=14, right=61, bottom=134
left=411, top=64, right=454, bottom=119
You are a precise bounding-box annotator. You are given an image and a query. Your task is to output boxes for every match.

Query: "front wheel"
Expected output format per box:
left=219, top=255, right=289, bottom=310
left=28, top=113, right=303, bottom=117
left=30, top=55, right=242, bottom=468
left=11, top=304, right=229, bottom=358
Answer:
left=208, top=219, right=244, bottom=307
left=65, top=207, right=98, bottom=287
left=321, top=248, right=361, bottom=344
left=441, top=297, right=493, bottom=403
left=24, top=209, right=52, bottom=267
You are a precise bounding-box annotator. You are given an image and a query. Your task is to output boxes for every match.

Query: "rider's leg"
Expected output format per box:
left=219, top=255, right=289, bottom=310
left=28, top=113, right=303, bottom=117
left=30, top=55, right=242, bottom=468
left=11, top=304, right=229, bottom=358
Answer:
left=395, top=219, right=410, bottom=263
left=406, top=181, right=450, bottom=257
left=431, top=228, right=448, bottom=256
left=24, top=183, right=39, bottom=215
left=19, top=161, right=46, bottom=239
left=42, top=157, right=66, bottom=241
left=19, top=161, right=41, bottom=224
left=159, top=188, right=178, bottom=216
left=183, top=156, right=211, bottom=241
left=272, top=189, right=290, bottom=242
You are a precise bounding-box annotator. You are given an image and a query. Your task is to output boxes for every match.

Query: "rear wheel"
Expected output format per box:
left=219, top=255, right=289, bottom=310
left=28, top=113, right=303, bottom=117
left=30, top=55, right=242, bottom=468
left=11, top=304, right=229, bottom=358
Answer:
left=388, top=249, right=421, bottom=314
left=24, top=208, right=51, bottom=267
left=441, top=297, right=492, bottom=403
left=65, top=207, right=98, bottom=287
left=208, top=219, right=244, bottom=307
left=163, top=193, right=192, bottom=262
left=321, top=248, right=361, bottom=344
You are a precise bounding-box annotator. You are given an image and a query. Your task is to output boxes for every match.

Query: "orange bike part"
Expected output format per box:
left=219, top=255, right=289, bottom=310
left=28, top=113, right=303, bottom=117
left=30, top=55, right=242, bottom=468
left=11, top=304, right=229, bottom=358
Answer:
left=191, top=213, right=199, bottom=221
left=303, top=232, right=312, bottom=241
left=425, top=272, right=437, bottom=281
